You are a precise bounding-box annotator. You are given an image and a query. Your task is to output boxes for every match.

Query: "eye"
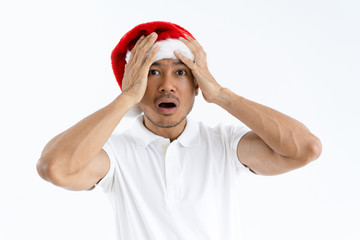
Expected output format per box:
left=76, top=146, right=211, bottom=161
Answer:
left=149, top=70, right=160, bottom=75
left=176, top=69, right=186, bottom=76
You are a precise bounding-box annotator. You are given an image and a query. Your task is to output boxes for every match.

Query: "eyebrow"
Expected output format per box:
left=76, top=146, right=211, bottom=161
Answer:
left=151, top=60, right=185, bottom=67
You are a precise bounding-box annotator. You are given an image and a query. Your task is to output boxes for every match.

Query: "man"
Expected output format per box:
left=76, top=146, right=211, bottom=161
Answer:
left=37, top=21, right=322, bottom=239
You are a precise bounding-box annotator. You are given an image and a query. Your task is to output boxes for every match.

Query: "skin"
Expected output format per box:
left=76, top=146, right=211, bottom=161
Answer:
left=140, top=58, right=199, bottom=141
left=37, top=32, right=322, bottom=191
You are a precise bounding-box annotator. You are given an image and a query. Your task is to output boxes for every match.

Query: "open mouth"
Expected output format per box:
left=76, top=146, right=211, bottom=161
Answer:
left=158, top=102, right=177, bottom=108
left=156, top=99, right=178, bottom=114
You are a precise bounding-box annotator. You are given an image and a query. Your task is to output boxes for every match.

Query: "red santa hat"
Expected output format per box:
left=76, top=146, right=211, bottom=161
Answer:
left=111, top=21, right=196, bottom=90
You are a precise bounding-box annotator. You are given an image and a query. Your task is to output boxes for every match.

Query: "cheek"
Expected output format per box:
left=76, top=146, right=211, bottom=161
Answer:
left=139, top=90, right=153, bottom=108
left=140, top=95, right=151, bottom=106
left=146, top=78, right=161, bottom=93
left=180, top=76, right=196, bottom=88
left=182, top=82, right=197, bottom=95
left=141, top=83, right=157, bottom=103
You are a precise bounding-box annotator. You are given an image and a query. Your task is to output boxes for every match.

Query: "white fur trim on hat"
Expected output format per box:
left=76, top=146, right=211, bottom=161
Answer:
left=125, top=39, right=194, bottom=63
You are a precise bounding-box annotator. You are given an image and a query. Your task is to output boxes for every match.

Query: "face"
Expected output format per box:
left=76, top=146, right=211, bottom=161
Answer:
left=139, top=58, right=199, bottom=129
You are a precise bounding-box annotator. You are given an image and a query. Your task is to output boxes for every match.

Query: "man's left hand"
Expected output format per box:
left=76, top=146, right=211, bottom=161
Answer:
left=175, top=36, right=223, bottom=103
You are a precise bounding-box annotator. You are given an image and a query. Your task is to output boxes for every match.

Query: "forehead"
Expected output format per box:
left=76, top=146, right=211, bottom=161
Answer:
left=151, top=59, right=186, bottom=67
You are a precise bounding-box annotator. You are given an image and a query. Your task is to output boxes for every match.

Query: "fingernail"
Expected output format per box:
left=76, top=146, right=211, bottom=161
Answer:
left=151, top=32, right=157, bottom=37
left=140, top=35, right=145, bottom=39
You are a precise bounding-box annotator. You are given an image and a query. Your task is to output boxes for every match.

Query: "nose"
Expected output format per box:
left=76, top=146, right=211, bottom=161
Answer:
left=158, top=73, right=176, bottom=93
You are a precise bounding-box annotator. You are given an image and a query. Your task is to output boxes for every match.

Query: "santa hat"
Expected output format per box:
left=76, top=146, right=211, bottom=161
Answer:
left=111, top=21, right=196, bottom=90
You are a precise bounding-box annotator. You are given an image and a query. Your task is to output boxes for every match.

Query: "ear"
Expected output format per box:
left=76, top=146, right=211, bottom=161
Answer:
left=194, top=81, right=199, bottom=96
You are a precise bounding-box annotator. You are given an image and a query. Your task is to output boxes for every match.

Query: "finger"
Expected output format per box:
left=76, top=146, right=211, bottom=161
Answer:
left=178, top=37, right=198, bottom=63
left=180, top=35, right=201, bottom=51
left=134, top=32, right=158, bottom=58
left=131, top=33, right=154, bottom=53
left=133, top=35, right=145, bottom=49
left=144, top=44, right=160, bottom=68
left=184, top=34, right=201, bottom=49
left=179, top=36, right=196, bottom=52
left=179, top=35, right=204, bottom=53
left=184, top=34, right=193, bottom=40
left=131, top=33, right=158, bottom=64
left=179, top=36, right=204, bottom=63
left=174, top=50, right=196, bottom=69
left=185, top=35, right=204, bottom=51
left=137, top=32, right=158, bottom=50
left=127, top=35, right=145, bottom=64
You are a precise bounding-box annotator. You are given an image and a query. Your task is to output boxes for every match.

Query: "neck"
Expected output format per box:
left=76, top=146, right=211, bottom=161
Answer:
left=143, top=115, right=187, bottom=142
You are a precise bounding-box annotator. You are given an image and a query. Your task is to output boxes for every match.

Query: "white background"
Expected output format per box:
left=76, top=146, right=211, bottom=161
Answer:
left=1, top=0, right=359, bottom=239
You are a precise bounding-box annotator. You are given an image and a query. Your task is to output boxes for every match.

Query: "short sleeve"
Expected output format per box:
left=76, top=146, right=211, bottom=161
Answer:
left=96, top=136, right=116, bottom=192
left=227, top=125, right=254, bottom=174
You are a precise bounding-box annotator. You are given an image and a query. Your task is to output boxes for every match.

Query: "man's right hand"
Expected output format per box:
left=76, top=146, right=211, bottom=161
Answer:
left=121, top=32, right=159, bottom=104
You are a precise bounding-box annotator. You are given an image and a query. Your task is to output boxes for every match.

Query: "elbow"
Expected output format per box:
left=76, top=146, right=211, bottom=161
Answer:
left=36, top=157, right=53, bottom=181
left=36, top=156, right=68, bottom=187
left=299, top=136, right=322, bottom=165
left=308, top=136, right=322, bottom=161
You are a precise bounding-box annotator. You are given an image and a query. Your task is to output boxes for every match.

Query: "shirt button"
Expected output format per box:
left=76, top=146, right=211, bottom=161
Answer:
left=162, top=144, right=167, bottom=150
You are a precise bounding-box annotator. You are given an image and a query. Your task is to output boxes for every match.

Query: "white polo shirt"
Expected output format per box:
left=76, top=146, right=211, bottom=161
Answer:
left=98, top=116, right=251, bottom=240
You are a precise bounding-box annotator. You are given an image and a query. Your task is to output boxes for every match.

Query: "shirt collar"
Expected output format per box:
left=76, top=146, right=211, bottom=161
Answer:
left=129, top=115, right=200, bottom=148
left=129, top=115, right=164, bottom=147
left=177, top=116, right=201, bottom=148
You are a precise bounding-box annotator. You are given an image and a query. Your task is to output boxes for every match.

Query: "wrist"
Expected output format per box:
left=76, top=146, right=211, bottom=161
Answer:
left=113, top=92, right=140, bottom=110
left=213, top=87, right=233, bottom=107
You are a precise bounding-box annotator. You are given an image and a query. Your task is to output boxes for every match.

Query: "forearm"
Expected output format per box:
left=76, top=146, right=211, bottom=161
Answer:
left=39, top=93, right=135, bottom=176
left=215, top=88, right=321, bottom=161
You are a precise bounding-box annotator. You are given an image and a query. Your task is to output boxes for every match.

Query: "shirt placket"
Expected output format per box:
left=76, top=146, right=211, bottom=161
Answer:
left=163, top=141, right=182, bottom=202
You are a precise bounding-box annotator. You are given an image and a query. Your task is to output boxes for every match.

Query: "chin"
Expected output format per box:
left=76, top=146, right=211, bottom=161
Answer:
left=144, top=113, right=187, bottom=129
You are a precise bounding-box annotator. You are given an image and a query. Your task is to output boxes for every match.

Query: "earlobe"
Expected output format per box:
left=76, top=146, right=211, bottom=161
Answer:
left=195, top=82, right=199, bottom=96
